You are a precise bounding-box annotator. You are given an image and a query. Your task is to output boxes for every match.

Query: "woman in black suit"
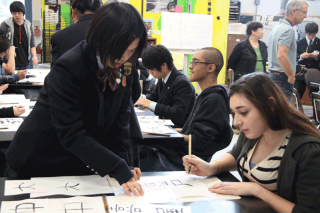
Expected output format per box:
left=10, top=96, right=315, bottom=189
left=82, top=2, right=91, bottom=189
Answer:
left=228, top=22, right=268, bottom=81
left=4, top=2, right=147, bottom=196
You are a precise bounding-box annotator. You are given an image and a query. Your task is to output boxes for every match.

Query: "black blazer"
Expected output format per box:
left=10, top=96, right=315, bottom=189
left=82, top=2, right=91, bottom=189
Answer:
left=228, top=39, right=268, bottom=76
left=297, top=37, right=320, bottom=69
left=6, top=41, right=136, bottom=185
left=146, top=67, right=195, bottom=127
left=50, top=14, right=93, bottom=66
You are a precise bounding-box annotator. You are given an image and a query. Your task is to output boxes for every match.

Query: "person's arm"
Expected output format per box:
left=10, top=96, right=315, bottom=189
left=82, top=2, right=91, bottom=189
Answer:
left=227, top=42, right=242, bottom=70
left=182, top=94, right=231, bottom=152
left=145, top=80, right=159, bottom=101
left=277, top=45, right=295, bottom=84
left=182, top=153, right=237, bottom=177
left=0, top=107, right=14, bottom=118
left=29, top=23, right=37, bottom=65
left=183, top=131, right=248, bottom=176
left=131, top=66, right=141, bottom=103
left=50, top=35, right=59, bottom=67
left=47, top=60, right=134, bottom=186
left=30, top=47, right=38, bottom=65
left=2, top=46, right=15, bottom=74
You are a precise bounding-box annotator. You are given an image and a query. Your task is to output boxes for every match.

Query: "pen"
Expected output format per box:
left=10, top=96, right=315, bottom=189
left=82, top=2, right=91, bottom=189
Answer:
left=188, top=134, right=191, bottom=174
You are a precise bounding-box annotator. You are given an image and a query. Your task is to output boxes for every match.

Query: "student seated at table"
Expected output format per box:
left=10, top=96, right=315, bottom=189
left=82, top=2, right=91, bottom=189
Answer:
left=183, top=72, right=320, bottom=213
left=4, top=2, right=147, bottom=196
left=0, top=84, right=25, bottom=117
left=0, top=35, right=26, bottom=82
left=140, top=47, right=233, bottom=171
left=135, top=45, right=195, bottom=127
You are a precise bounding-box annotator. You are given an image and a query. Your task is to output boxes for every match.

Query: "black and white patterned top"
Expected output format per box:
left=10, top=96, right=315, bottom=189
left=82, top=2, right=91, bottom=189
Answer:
left=238, top=130, right=291, bottom=192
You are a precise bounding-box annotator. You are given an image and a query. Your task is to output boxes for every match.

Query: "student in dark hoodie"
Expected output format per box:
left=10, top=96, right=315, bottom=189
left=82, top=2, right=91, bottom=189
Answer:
left=140, top=47, right=233, bottom=171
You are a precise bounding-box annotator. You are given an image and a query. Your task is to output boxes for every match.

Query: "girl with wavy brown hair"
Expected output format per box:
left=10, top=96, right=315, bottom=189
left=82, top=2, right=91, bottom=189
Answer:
left=183, top=73, right=320, bottom=213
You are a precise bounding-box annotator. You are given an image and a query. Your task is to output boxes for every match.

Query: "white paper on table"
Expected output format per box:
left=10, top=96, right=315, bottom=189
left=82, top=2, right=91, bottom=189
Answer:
left=168, top=176, right=211, bottom=197
left=26, top=69, right=50, bottom=75
left=1, top=198, right=49, bottom=213
left=180, top=175, right=241, bottom=202
left=134, top=107, right=144, bottom=113
left=0, top=94, right=26, bottom=100
left=49, top=196, right=105, bottom=213
left=0, top=118, right=23, bottom=126
left=29, top=101, right=36, bottom=107
left=140, top=125, right=176, bottom=134
left=108, top=203, right=192, bottom=213
left=30, top=175, right=113, bottom=198
left=108, top=175, right=240, bottom=205
left=18, top=77, right=45, bottom=83
left=137, top=116, right=159, bottom=120
left=5, top=180, right=48, bottom=196
left=108, top=177, right=179, bottom=205
left=138, top=119, right=174, bottom=126
left=0, top=196, right=105, bottom=213
left=0, top=99, right=30, bottom=107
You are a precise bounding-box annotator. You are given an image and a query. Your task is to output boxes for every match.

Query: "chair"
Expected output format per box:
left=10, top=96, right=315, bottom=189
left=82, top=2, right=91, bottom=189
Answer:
left=225, top=68, right=234, bottom=88
left=292, top=88, right=304, bottom=114
left=148, top=77, right=157, bottom=92
left=311, top=82, right=320, bottom=130
left=0, top=151, right=5, bottom=177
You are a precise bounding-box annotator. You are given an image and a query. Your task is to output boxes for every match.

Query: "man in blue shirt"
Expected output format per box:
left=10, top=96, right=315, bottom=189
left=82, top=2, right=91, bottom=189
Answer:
left=268, top=0, right=308, bottom=101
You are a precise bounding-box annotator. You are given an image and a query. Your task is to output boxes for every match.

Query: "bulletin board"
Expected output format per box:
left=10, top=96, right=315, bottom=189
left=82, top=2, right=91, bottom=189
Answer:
left=161, top=12, right=213, bottom=49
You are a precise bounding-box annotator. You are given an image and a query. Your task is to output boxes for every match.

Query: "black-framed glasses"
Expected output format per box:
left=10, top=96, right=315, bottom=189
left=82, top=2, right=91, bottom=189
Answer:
left=190, top=61, right=212, bottom=67
left=296, top=9, right=307, bottom=15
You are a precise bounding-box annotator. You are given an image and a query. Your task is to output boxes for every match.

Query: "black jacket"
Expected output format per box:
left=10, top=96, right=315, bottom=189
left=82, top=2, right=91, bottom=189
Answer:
left=146, top=67, right=195, bottom=127
left=0, top=107, right=14, bottom=117
left=50, top=14, right=93, bottom=66
left=230, top=132, right=320, bottom=213
left=228, top=39, right=268, bottom=77
left=181, top=85, right=233, bottom=161
left=297, top=37, right=320, bottom=69
left=6, top=41, right=136, bottom=185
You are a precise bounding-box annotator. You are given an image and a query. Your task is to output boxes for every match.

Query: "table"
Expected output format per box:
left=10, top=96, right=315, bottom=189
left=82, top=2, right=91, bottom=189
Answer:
left=135, top=107, right=184, bottom=145
left=0, top=171, right=275, bottom=212
left=0, top=107, right=184, bottom=145
left=7, top=82, right=44, bottom=90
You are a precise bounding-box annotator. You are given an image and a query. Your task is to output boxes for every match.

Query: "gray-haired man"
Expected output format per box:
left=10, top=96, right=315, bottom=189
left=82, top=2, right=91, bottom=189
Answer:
left=268, top=0, right=308, bottom=101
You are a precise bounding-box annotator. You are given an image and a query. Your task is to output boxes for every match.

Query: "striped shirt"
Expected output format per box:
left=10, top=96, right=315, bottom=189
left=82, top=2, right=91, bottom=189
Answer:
left=238, top=130, right=291, bottom=192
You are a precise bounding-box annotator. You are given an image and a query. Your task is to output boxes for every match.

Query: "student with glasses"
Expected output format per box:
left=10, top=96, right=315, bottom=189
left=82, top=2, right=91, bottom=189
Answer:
left=139, top=47, right=232, bottom=172
left=228, top=22, right=268, bottom=81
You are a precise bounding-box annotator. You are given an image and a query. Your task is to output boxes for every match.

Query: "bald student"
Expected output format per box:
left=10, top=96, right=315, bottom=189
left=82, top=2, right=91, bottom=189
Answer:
left=140, top=47, right=233, bottom=171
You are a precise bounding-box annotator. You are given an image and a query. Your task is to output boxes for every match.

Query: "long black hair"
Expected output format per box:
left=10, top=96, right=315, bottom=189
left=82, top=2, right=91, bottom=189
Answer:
left=87, top=2, right=147, bottom=67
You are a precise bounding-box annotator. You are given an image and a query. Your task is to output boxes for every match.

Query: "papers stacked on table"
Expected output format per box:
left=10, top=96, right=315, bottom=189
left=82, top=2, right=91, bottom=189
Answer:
left=137, top=116, right=175, bottom=135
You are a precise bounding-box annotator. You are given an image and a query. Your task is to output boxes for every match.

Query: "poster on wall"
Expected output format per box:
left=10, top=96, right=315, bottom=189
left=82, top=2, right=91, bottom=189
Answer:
left=58, top=0, right=70, bottom=5
left=0, top=0, right=25, bottom=24
left=45, top=0, right=58, bottom=5
left=146, top=0, right=172, bottom=13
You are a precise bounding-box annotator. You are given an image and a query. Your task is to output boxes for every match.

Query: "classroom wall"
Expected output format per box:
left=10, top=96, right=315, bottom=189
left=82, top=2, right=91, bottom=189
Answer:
left=140, top=0, right=230, bottom=85
left=239, top=0, right=320, bottom=17
left=32, top=0, right=42, bottom=48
